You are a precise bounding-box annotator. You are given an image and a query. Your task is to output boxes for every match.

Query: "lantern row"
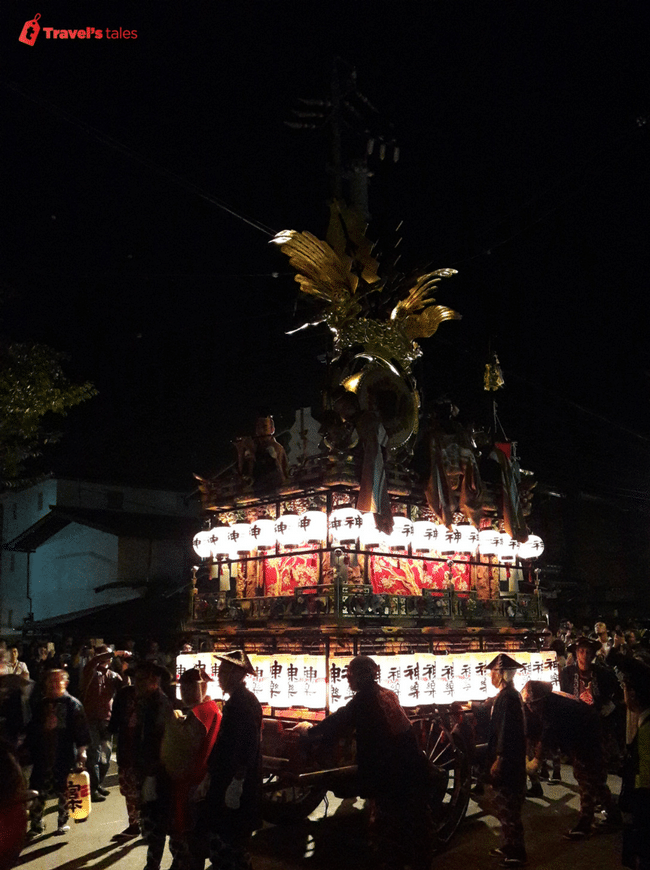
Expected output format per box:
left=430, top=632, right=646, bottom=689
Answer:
left=175, top=650, right=558, bottom=710
left=192, top=509, right=544, bottom=562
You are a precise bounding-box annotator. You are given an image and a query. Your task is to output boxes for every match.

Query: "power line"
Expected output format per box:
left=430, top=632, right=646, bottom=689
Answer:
left=18, top=269, right=293, bottom=280
left=3, top=79, right=277, bottom=239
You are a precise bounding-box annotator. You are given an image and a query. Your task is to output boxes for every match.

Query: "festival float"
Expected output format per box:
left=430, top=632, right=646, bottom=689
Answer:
left=182, top=77, right=556, bottom=844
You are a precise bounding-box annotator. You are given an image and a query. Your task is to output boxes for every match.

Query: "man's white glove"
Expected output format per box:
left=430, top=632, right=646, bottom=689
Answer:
left=225, top=777, right=244, bottom=809
left=142, top=776, right=157, bottom=803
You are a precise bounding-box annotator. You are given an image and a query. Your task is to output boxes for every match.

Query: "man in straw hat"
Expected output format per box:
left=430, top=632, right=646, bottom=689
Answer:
left=561, top=635, right=624, bottom=772
left=80, top=643, right=123, bottom=802
left=561, top=635, right=621, bottom=708
left=483, top=653, right=527, bottom=868
left=200, top=650, right=261, bottom=870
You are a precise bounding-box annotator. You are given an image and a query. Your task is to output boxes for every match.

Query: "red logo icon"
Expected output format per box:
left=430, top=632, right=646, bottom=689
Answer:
left=19, top=13, right=41, bottom=45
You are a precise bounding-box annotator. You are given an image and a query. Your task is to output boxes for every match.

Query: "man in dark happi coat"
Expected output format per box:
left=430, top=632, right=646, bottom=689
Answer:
left=297, top=654, right=434, bottom=870
left=201, top=650, right=262, bottom=870
left=27, top=669, right=90, bottom=836
left=522, top=680, right=620, bottom=839
left=561, top=635, right=624, bottom=771
left=133, top=663, right=175, bottom=870
left=108, top=679, right=141, bottom=839
left=484, top=653, right=527, bottom=868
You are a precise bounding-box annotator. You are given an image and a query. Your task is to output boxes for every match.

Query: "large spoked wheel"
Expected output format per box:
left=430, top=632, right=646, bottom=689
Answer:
left=260, top=773, right=327, bottom=825
left=420, top=716, right=472, bottom=847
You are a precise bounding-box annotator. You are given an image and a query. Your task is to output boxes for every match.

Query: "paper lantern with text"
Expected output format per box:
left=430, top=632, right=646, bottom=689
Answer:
left=210, top=523, right=232, bottom=560
left=299, top=510, right=327, bottom=544
left=496, top=532, right=519, bottom=564
left=478, top=528, right=501, bottom=555
left=329, top=506, right=362, bottom=545
left=440, top=525, right=462, bottom=556
left=248, top=518, right=276, bottom=551
left=455, top=525, right=479, bottom=553
left=227, top=522, right=252, bottom=555
left=66, top=770, right=91, bottom=821
left=518, top=534, right=545, bottom=560
left=389, top=516, right=415, bottom=551
left=274, top=513, right=302, bottom=548
left=192, top=530, right=213, bottom=560
left=412, top=521, right=441, bottom=553
left=359, top=512, right=384, bottom=548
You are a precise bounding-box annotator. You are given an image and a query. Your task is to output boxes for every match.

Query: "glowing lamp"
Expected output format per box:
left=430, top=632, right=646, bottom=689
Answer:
left=248, top=518, right=276, bottom=550
left=518, top=534, right=545, bottom=560
left=192, top=530, right=213, bottom=559
left=359, top=513, right=383, bottom=548
left=478, top=528, right=501, bottom=555
left=299, top=510, right=327, bottom=544
left=210, top=523, right=232, bottom=560
left=390, top=516, right=415, bottom=550
left=440, top=525, right=462, bottom=556
left=274, top=512, right=302, bottom=547
left=412, top=521, right=441, bottom=553
left=227, top=522, right=251, bottom=554
left=496, top=533, right=519, bottom=564
left=329, top=506, right=362, bottom=545
left=206, top=531, right=220, bottom=559
left=455, top=525, right=480, bottom=553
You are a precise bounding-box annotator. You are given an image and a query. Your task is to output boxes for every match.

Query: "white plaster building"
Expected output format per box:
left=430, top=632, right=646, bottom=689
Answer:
left=0, top=477, right=199, bottom=635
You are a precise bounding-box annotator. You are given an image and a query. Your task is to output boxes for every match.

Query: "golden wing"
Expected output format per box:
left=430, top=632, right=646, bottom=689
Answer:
left=271, top=230, right=360, bottom=307
left=402, top=304, right=462, bottom=340
left=390, top=269, right=458, bottom=321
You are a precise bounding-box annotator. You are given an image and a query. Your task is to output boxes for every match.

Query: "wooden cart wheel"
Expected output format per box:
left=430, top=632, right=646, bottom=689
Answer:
left=419, top=715, right=472, bottom=847
left=260, top=773, right=328, bottom=825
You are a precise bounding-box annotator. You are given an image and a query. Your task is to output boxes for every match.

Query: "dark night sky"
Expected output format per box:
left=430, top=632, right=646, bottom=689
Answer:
left=2, top=1, right=649, bottom=503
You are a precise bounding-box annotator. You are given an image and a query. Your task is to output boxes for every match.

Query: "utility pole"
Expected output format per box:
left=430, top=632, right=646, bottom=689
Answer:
left=285, top=58, right=398, bottom=221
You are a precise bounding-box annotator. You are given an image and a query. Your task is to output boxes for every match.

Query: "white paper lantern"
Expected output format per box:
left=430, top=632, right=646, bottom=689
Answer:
left=248, top=518, right=276, bottom=550
left=455, top=525, right=480, bottom=554
left=227, top=522, right=252, bottom=554
left=412, top=521, right=441, bottom=553
left=390, top=516, right=415, bottom=550
left=192, top=530, right=213, bottom=559
left=210, top=523, right=232, bottom=560
left=359, top=512, right=383, bottom=548
left=478, top=528, right=501, bottom=555
left=274, top=513, right=302, bottom=547
left=329, top=506, right=362, bottom=545
left=518, top=534, right=545, bottom=560
left=497, top=532, right=519, bottom=563
left=440, top=525, right=462, bottom=556
left=299, top=510, right=327, bottom=544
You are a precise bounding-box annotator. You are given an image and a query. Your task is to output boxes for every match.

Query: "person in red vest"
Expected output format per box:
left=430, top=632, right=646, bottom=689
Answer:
left=162, top=667, right=221, bottom=870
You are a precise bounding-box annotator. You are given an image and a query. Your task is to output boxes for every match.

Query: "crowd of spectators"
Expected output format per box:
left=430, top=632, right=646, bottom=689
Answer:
left=0, top=635, right=264, bottom=870
left=1, top=621, right=649, bottom=870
